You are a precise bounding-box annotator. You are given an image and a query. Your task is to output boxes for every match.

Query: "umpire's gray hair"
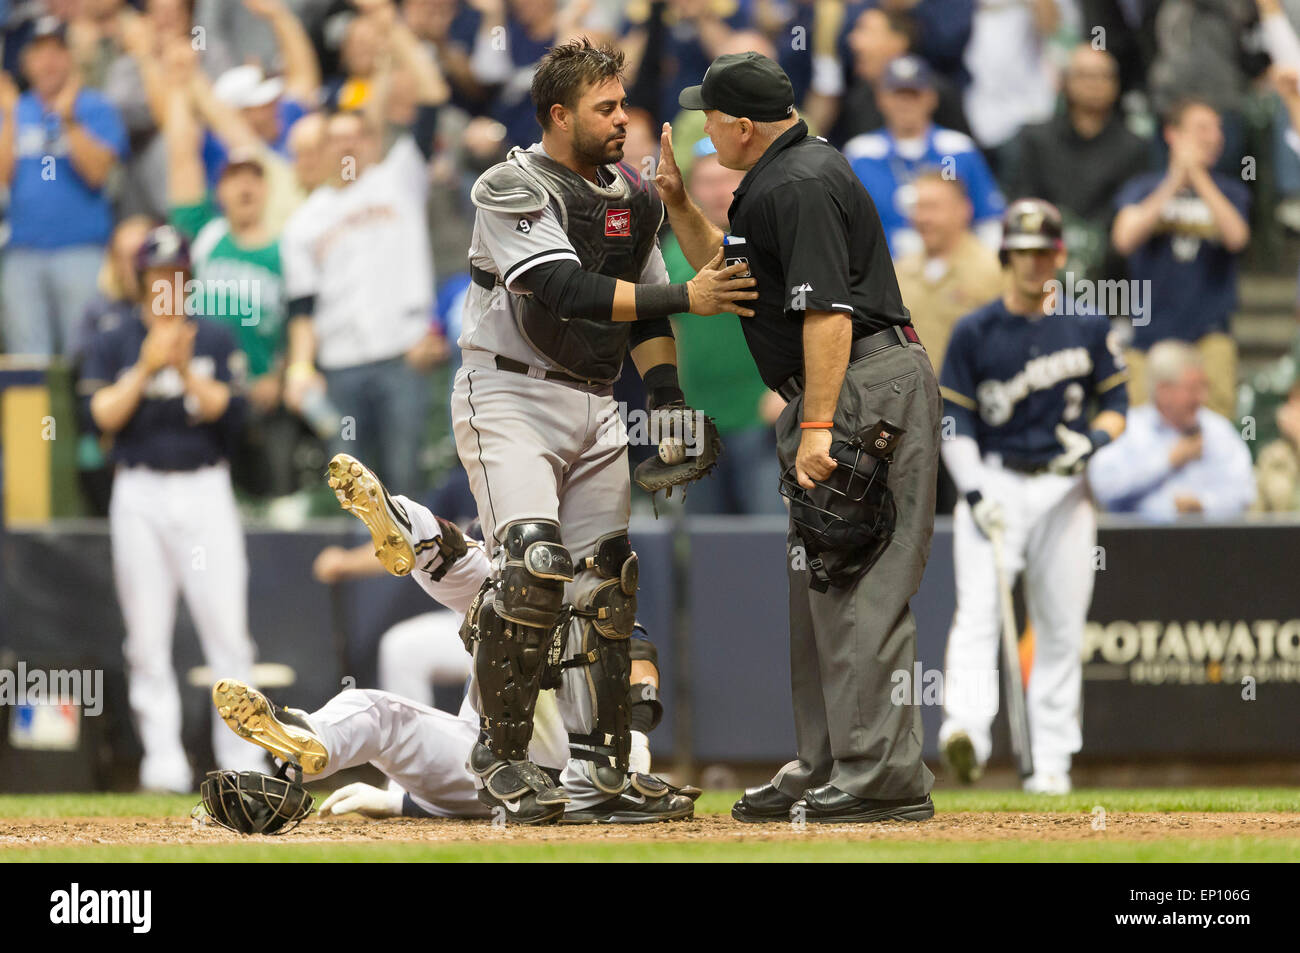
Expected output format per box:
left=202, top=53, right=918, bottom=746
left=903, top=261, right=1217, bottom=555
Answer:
left=1147, top=340, right=1203, bottom=386
left=715, top=111, right=797, bottom=143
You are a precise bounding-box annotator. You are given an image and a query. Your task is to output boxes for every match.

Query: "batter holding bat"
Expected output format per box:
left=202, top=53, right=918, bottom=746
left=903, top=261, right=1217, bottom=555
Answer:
left=937, top=199, right=1128, bottom=794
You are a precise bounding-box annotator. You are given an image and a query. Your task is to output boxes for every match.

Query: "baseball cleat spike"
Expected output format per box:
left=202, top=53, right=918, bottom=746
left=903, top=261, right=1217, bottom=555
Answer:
left=211, top=679, right=328, bottom=774
left=326, top=453, right=415, bottom=576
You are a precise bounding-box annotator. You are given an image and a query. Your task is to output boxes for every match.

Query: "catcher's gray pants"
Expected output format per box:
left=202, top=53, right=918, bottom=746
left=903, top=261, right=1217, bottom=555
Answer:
left=451, top=357, right=631, bottom=808
left=771, top=340, right=939, bottom=801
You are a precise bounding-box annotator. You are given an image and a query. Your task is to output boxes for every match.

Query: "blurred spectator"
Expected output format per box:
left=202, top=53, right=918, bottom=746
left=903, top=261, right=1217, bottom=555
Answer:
left=1147, top=0, right=1265, bottom=174
left=1089, top=341, right=1255, bottom=519
left=962, top=0, right=1060, bottom=162
left=1077, top=0, right=1159, bottom=96
left=1254, top=381, right=1300, bottom=511
left=894, top=173, right=1003, bottom=379
left=402, top=0, right=486, bottom=111
left=894, top=172, right=1002, bottom=513
left=666, top=143, right=784, bottom=516
left=0, top=17, right=127, bottom=358
left=621, top=0, right=756, bottom=124
left=1006, top=45, right=1149, bottom=281
left=164, top=48, right=299, bottom=498
left=188, top=58, right=309, bottom=233
left=109, top=0, right=237, bottom=217
left=1112, top=98, right=1250, bottom=420
left=199, top=0, right=322, bottom=190
left=79, top=224, right=262, bottom=790
left=1260, top=0, right=1300, bottom=232
left=286, top=110, right=331, bottom=190
left=468, top=0, right=595, bottom=149
left=75, top=214, right=159, bottom=515
left=67, top=0, right=136, bottom=89
left=282, top=8, right=448, bottom=495
left=844, top=55, right=1003, bottom=259
left=829, top=5, right=970, bottom=148
left=668, top=27, right=778, bottom=186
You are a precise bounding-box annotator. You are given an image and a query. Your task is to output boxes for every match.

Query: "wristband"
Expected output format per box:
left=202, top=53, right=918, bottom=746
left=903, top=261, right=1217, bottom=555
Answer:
left=634, top=282, right=691, bottom=319
left=285, top=361, right=316, bottom=380
left=642, top=362, right=684, bottom=410
left=965, top=490, right=983, bottom=508
left=800, top=421, right=834, bottom=430
left=1088, top=428, right=1112, bottom=451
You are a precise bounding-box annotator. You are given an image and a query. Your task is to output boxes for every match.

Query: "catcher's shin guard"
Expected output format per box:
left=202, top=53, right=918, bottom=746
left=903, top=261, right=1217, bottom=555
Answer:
left=567, top=532, right=639, bottom=793
left=566, top=622, right=633, bottom=793
left=469, top=520, right=573, bottom=762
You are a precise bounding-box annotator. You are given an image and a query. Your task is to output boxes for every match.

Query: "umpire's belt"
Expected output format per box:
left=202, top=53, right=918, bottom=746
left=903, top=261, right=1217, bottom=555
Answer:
left=776, top=324, right=921, bottom=402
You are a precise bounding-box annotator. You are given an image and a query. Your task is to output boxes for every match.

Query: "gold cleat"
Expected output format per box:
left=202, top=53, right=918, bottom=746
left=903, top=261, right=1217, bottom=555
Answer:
left=327, top=453, right=416, bottom=576
left=212, top=679, right=329, bottom=775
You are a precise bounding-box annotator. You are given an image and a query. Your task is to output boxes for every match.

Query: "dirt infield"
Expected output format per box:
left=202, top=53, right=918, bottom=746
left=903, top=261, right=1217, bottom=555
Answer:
left=3, top=811, right=1298, bottom=848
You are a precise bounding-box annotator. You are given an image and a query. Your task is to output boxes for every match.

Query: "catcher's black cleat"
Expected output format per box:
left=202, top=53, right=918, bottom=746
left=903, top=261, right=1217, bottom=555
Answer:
left=212, top=679, right=328, bottom=775
left=470, top=745, right=569, bottom=825
left=731, top=782, right=798, bottom=823
left=793, top=785, right=934, bottom=824
left=560, top=774, right=694, bottom=825
left=327, top=453, right=416, bottom=576
left=476, top=786, right=568, bottom=826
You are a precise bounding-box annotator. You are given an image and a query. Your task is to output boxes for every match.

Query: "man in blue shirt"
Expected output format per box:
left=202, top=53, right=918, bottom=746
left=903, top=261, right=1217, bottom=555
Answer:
left=844, top=55, right=1003, bottom=259
left=0, top=17, right=127, bottom=358
left=1112, top=98, right=1251, bottom=420
left=1088, top=340, right=1255, bottom=519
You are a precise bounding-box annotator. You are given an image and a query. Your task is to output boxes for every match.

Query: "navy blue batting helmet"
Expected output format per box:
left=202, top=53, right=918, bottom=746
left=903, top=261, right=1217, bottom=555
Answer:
left=134, top=224, right=192, bottom=275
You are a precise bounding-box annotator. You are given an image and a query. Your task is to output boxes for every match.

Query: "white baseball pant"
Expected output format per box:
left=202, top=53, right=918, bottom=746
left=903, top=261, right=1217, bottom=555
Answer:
left=110, top=463, right=264, bottom=789
left=939, top=465, right=1096, bottom=778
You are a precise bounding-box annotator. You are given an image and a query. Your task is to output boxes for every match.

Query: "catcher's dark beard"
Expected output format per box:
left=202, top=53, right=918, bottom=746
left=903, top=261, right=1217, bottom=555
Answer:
left=573, top=124, right=625, bottom=167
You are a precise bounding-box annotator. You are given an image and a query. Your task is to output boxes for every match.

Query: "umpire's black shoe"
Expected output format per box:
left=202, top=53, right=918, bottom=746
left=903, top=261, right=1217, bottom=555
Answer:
left=560, top=774, right=694, bottom=825
left=795, top=784, right=934, bottom=823
left=731, top=783, right=799, bottom=823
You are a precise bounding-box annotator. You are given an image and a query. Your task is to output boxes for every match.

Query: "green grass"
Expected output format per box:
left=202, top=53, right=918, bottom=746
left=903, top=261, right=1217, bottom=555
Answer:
left=2, top=788, right=1297, bottom=862
left=3, top=787, right=1296, bottom=820
left=5, top=838, right=1299, bottom=863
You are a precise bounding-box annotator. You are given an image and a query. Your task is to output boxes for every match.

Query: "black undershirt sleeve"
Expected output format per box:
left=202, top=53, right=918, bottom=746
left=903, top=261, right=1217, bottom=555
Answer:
left=512, top=259, right=690, bottom=323
left=513, top=259, right=617, bottom=319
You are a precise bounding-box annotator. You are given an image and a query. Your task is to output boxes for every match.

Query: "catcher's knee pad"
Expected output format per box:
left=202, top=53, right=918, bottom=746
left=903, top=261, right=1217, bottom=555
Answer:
left=567, top=622, right=633, bottom=794
left=575, top=531, right=638, bottom=639
left=471, top=598, right=553, bottom=761
left=493, top=520, right=573, bottom=628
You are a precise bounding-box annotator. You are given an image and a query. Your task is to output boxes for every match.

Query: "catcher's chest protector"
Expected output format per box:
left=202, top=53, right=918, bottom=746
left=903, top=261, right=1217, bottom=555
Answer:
left=510, top=149, right=665, bottom=383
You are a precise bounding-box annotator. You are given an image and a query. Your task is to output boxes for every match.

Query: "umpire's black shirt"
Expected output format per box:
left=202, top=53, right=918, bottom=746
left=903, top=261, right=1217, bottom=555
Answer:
left=727, top=120, right=910, bottom=391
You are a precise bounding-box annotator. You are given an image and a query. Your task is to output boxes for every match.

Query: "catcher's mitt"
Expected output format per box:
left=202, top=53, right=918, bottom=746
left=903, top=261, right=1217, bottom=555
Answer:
left=195, top=767, right=314, bottom=835
left=633, top=405, right=722, bottom=499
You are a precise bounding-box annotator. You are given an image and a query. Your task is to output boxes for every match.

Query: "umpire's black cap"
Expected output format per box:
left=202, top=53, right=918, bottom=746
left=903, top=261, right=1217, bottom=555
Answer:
left=678, top=52, right=795, bottom=122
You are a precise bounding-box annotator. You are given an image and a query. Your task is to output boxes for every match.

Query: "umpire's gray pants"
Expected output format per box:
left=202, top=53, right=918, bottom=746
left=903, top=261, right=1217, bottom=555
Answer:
left=771, top=340, right=939, bottom=801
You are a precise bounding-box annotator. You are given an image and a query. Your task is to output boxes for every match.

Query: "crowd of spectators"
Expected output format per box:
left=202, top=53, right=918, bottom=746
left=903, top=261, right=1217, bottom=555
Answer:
left=3, top=0, right=1300, bottom=521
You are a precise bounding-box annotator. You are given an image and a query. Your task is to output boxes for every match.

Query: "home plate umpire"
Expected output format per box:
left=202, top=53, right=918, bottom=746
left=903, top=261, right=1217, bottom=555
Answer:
left=658, top=52, right=941, bottom=823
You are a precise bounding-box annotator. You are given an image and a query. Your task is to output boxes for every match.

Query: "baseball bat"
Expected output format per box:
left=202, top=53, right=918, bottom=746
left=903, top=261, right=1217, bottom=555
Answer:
left=990, top=526, right=1035, bottom=780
